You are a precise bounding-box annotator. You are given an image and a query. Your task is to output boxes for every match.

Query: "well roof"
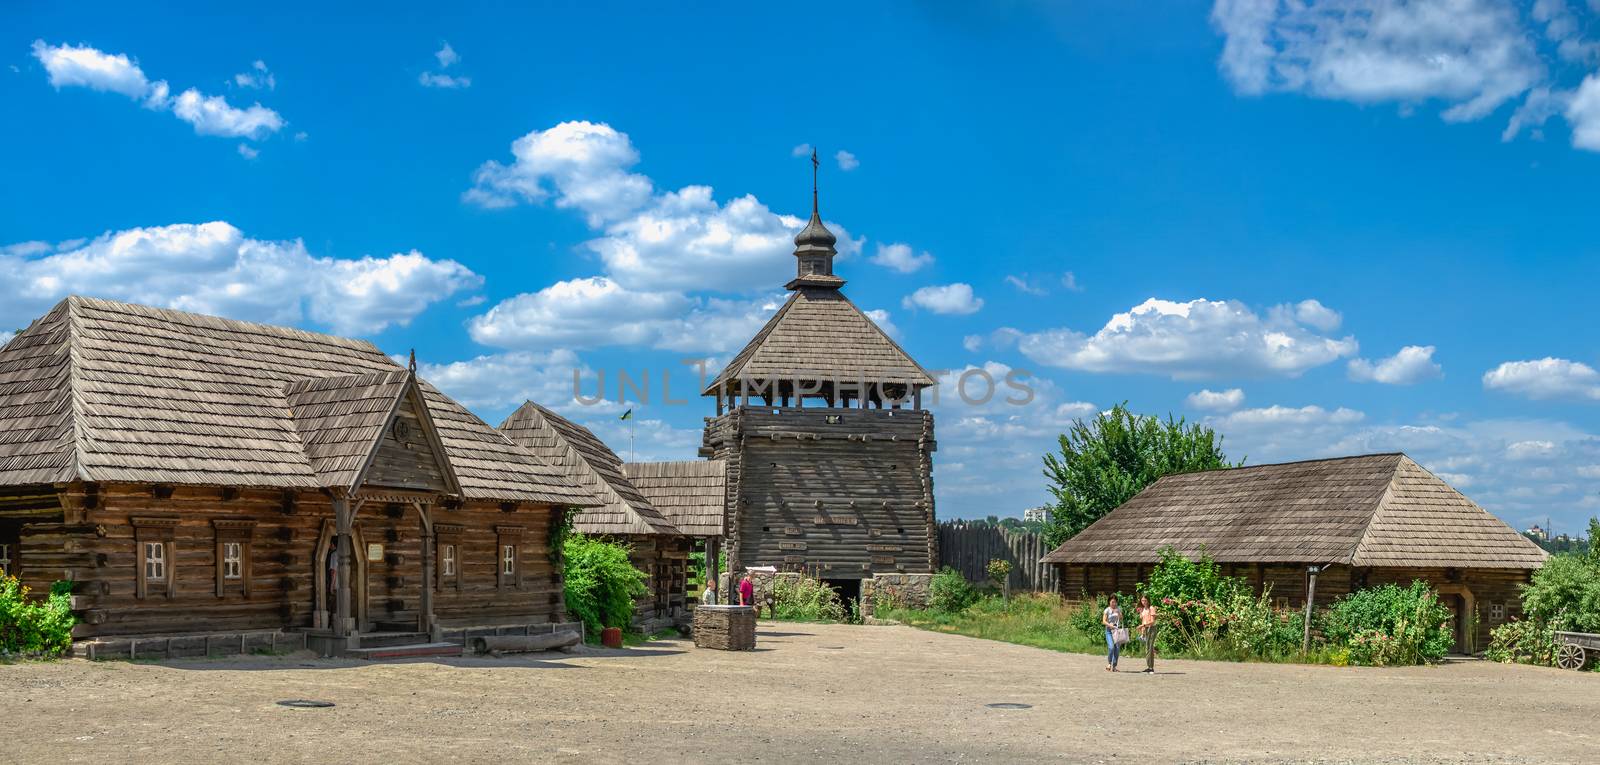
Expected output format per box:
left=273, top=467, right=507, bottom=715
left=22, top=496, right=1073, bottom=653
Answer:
left=623, top=460, right=726, bottom=537
left=0, top=296, right=592, bottom=505
left=704, top=288, right=936, bottom=394
left=499, top=402, right=679, bottom=536
left=1040, top=453, right=1547, bottom=569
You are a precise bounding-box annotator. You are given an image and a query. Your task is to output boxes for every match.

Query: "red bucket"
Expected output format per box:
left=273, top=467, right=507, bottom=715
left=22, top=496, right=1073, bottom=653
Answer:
left=600, top=627, right=623, bottom=648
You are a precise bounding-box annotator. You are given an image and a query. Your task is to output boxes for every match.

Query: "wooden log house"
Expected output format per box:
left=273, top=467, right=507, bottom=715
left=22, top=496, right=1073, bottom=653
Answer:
left=499, top=402, right=691, bottom=629
left=698, top=167, right=939, bottom=602
left=0, top=297, right=596, bottom=656
left=1040, top=453, right=1549, bottom=653
left=623, top=460, right=727, bottom=602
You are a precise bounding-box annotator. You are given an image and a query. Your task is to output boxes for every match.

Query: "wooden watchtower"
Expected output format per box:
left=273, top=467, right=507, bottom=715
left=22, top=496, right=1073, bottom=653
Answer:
left=700, top=157, right=938, bottom=596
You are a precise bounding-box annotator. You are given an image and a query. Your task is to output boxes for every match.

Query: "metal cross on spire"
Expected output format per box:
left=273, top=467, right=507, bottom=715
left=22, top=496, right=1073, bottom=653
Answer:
left=811, top=147, right=820, bottom=216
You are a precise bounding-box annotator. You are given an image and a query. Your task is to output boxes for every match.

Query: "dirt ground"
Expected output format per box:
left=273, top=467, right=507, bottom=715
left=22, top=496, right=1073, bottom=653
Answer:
left=4, top=623, right=1597, bottom=764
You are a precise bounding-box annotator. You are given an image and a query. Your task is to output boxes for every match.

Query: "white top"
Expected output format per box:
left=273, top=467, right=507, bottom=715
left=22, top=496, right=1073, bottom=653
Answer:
left=1103, top=606, right=1122, bottom=628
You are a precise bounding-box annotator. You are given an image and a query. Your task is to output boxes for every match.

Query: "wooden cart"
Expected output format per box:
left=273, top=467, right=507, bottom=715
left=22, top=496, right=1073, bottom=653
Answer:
left=1554, top=631, right=1600, bottom=670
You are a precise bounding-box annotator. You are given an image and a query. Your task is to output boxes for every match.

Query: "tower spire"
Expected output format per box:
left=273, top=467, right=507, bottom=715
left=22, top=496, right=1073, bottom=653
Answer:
left=789, top=145, right=840, bottom=289
left=811, top=147, right=819, bottom=217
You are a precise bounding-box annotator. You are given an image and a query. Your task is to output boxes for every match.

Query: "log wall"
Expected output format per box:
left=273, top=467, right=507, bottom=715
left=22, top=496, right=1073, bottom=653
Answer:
left=704, top=406, right=936, bottom=580
left=17, top=483, right=565, bottom=639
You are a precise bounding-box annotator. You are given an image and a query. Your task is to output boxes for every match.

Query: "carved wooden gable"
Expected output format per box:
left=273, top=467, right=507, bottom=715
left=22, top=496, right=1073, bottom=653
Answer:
left=361, top=385, right=455, bottom=494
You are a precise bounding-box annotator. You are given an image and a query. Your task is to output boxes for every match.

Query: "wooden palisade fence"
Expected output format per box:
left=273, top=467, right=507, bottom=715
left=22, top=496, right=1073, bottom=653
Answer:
left=937, top=521, right=1060, bottom=593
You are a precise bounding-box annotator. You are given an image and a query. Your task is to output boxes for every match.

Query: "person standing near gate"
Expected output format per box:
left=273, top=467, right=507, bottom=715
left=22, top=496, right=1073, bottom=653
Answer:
left=1137, top=595, right=1158, bottom=673
left=738, top=572, right=755, bottom=609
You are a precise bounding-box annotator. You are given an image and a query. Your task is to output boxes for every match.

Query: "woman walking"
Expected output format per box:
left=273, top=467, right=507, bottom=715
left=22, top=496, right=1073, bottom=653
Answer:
left=1137, top=595, right=1158, bottom=673
left=1102, top=595, right=1123, bottom=672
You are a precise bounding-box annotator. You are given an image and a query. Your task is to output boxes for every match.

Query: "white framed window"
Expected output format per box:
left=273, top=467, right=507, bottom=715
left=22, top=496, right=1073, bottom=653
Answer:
left=442, top=544, right=457, bottom=577
left=222, top=542, right=243, bottom=579
left=501, top=544, right=516, bottom=576
left=1489, top=602, right=1506, bottom=622
left=144, top=541, right=167, bottom=582
left=0, top=543, right=11, bottom=576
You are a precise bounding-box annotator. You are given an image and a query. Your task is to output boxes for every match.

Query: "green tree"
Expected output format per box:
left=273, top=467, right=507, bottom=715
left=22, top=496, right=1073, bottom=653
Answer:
left=1041, top=403, right=1237, bottom=549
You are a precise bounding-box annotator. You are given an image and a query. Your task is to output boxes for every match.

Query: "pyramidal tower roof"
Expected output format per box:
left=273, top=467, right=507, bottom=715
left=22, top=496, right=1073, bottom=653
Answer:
left=704, top=153, right=935, bottom=395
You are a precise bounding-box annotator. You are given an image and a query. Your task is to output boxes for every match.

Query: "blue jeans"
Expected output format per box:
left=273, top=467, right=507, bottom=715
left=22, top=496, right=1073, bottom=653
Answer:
left=1105, top=628, right=1119, bottom=667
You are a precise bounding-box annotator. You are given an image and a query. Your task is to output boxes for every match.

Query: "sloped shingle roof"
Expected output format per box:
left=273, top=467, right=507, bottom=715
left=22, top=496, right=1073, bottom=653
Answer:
left=1041, top=453, right=1546, bottom=569
left=499, top=402, right=678, bottom=536
left=623, top=460, right=726, bottom=537
left=704, top=288, right=935, bottom=394
left=285, top=370, right=414, bottom=489
left=0, top=296, right=591, bottom=505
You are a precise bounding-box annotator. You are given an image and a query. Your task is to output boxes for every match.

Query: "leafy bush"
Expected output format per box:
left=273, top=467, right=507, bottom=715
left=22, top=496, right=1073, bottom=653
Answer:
left=1519, top=553, right=1600, bottom=634
left=985, top=559, right=1013, bottom=587
left=771, top=575, right=847, bottom=622
left=562, top=534, right=646, bottom=638
left=928, top=567, right=979, bottom=614
left=1320, top=581, right=1453, bottom=666
left=1485, top=618, right=1560, bottom=666
left=0, top=576, right=75, bottom=658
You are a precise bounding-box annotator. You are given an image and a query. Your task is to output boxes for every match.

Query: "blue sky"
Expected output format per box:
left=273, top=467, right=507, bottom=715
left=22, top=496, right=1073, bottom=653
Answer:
left=5, top=1, right=1600, bottom=534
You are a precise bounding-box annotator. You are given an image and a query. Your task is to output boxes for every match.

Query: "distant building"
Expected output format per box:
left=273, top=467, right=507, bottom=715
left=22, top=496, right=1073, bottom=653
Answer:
left=1023, top=507, right=1053, bottom=524
left=1525, top=524, right=1549, bottom=542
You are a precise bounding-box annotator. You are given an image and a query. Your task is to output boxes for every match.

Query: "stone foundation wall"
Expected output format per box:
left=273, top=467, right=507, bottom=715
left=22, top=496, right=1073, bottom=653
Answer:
left=861, top=573, right=933, bottom=618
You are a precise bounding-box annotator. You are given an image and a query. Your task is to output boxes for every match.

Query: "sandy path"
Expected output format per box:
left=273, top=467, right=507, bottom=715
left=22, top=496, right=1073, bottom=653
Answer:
left=4, top=623, right=1596, bottom=763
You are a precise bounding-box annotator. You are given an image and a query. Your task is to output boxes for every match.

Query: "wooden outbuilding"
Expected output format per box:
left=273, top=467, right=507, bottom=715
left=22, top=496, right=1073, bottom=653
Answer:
left=0, top=296, right=595, bottom=657
left=1040, top=453, right=1548, bottom=653
left=499, top=402, right=690, bottom=629
left=624, top=459, right=727, bottom=601
left=699, top=170, right=938, bottom=601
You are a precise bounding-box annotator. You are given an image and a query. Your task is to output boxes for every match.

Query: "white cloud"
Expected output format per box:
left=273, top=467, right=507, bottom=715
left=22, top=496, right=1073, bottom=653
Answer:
left=32, top=40, right=150, bottom=97
left=962, top=327, right=1024, bottom=353
left=0, top=331, right=13, bottom=347
left=863, top=308, right=901, bottom=340
left=435, top=42, right=460, bottom=68
left=1290, top=299, right=1341, bottom=332
left=32, top=40, right=286, bottom=141
left=1483, top=357, right=1600, bottom=401
left=835, top=150, right=859, bottom=170
left=791, top=143, right=813, bottom=157
left=468, top=277, right=781, bottom=354
left=1348, top=345, right=1443, bottom=384
left=171, top=88, right=284, bottom=138
left=233, top=60, right=274, bottom=90
left=962, top=334, right=983, bottom=352
left=418, top=349, right=590, bottom=412
left=902, top=283, right=984, bottom=315
left=463, top=121, right=863, bottom=292
left=1210, top=0, right=1543, bottom=123
left=419, top=72, right=472, bottom=89
left=871, top=242, right=933, bottom=273
left=1017, top=297, right=1358, bottom=379
left=1567, top=73, right=1600, bottom=150
left=1506, top=439, right=1559, bottom=461
left=1186, top=388, right=1246, bottom=412
left=1061, top=272, right=1083, bottom=292
left=0, top=222, right=479, bottom=335
left=420, top=42, right=471, bottom=88
left=1005, top=275, right=1046, bottom=295
left=236, top=143, right=259, bottom=160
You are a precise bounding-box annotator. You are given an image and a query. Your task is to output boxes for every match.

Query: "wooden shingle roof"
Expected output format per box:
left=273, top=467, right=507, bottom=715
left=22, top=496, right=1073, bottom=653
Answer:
left=0, top=296, right=591, bottom=505
left=1041, top=453, right=1547, bottom=570
left=499, top=402, right=679, bottom=536
left=623, top=460, right=726, bottom=537
left=704, top=287, right=935, bottom=394
left=285, top=370, right=414, bottom=489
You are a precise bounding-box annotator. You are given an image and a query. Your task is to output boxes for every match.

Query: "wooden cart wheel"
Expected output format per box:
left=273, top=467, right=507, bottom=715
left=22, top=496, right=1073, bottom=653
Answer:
left=1556, top=643, right=1586, bottom=670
